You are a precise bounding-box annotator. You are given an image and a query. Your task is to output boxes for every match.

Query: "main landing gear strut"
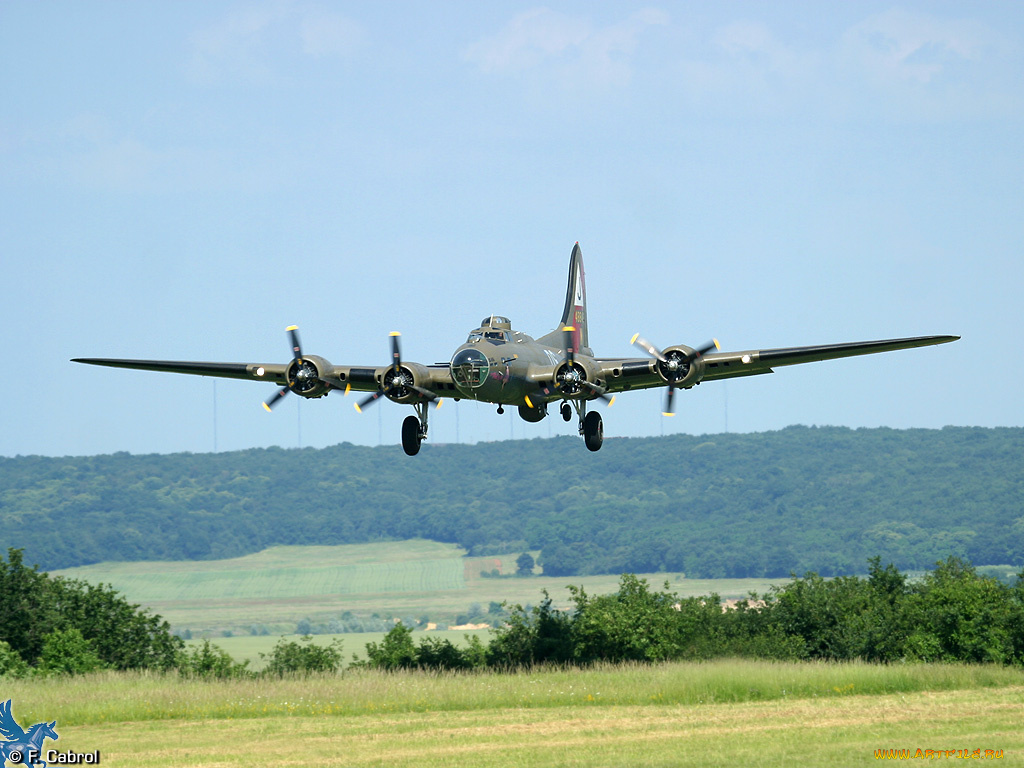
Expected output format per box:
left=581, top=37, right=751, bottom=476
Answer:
left=402, top=401, right=430, bottom=456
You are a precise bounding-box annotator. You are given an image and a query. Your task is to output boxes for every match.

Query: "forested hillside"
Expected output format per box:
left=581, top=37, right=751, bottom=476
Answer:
left=2, top=426, right=1020, bottom=577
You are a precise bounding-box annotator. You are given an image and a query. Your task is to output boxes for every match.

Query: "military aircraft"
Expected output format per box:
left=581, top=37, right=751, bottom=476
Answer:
left=74, top=243, right=958, bottom=455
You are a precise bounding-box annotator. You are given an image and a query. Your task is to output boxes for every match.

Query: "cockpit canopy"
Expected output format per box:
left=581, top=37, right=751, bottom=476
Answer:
left=450, top=347, right=489, bottom=389
left=481, top=315, right=511, bottom=330
left=467, top=315, right=513, bottom=344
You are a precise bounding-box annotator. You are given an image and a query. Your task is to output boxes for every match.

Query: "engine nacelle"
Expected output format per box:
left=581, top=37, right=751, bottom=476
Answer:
left=656, top=345, right=706, bottom=389
left=286, top=354, right=332, bottom=399
left=383, top=361, right=433, bottom=404
left=554, top=357, right=599, bottom=398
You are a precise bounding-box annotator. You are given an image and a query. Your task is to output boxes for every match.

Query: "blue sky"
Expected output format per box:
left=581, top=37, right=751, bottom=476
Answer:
left=2, top=1, right=1021, bottom=457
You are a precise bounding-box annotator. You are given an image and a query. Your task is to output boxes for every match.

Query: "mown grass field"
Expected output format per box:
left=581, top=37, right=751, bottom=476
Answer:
left=53, top=540, right=784, bottom=635
left=6, top=660, right=1022, bottom=767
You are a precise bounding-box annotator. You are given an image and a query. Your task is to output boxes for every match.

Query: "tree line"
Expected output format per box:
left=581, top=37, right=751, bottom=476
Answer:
left=366, top=557, right=1024, bottom=671
left=2, top=426, right=1021, bottom=578
left=0, top=548, right=182, bottom=675
left=2, top=547, right=1022, bottom=677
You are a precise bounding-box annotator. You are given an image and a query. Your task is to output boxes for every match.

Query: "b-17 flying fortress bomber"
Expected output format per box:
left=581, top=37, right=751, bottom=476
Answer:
left=74, top=244, right=958, bottom=456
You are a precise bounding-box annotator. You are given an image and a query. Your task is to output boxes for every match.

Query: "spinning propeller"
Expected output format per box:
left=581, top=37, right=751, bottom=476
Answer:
left=353, top=332, right=438, bottom=412
left=525, top=326, right=614, bottom=409
left=262, top=326, right=323, bottom=411
left=630, top=334, right=719, bottom=415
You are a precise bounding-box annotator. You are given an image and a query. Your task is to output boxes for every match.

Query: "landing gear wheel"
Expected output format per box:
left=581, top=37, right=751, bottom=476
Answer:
left=583, top=411, right=603, bottom=452
left=560, top=402, right=572, bottom=422
left=402, top=415, right=422, bottom=456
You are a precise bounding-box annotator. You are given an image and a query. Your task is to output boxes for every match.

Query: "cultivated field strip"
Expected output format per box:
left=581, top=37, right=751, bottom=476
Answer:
left=53, top=540, right=784, bottom=633
left=66, top=558, right=467, bottom=602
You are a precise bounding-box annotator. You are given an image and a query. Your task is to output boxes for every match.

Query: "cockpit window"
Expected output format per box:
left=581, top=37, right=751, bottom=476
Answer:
left=484, top=331, right=509, bottom=343
left=451, top=348, right=489, bottom=388
left=466, top=332, right=483, bottom=343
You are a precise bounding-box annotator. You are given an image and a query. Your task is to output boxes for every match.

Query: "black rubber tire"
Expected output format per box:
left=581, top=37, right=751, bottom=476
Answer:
left=583, top=411, right=603, bottom=452
left=561, top=402, right=572, bottom=422
left=402, top=415, right=422, bottom=456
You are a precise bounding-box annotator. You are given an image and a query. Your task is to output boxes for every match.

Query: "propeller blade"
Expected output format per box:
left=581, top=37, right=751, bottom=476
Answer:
left=287, top=325, right=303, bottom=361
left=263, top=326, right=308, bottom=412
left=354, top=389, right=387, bottom=413
left=630, top=333, right=667, bottom=363
left=662, top=385, right=676, bottom=417
left=263, top=387, right=290, bottom=412
left=581, top=380, right=615, bottom=406
left=390, top=331, right=401, bottom=374
left=407, top=384, right=438, bottom=402
left=563, top=325, right=576, bottom=368
left=524, top=384, right=554, bottom=409
left=689, top=338, right=721, bottom=361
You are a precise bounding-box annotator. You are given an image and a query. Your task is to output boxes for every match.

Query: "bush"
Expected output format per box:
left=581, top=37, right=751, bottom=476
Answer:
left=37, top=628, right=104, bottom=675
left=261, top=635, right=344, bottom=676
left=570, top=576, right=691, bottom=663
left=904, top=558, right=1020, bottom=664
left=0, top=640, right=31, bottom=678
left=362, top=623, right=416, bottom=670
left=178, top=640, right=250, bottom=679
left=486, top=594, right=573, bottom=668
left=0, top=548, right=183, bottom=672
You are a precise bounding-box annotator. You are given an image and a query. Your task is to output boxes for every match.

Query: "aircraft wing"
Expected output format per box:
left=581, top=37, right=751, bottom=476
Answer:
left=593, top=334, right=958, bottom=393
left=71, top=358, right=291, bottom=384
left=71, top=358, right=457, bottom=398
left=699, top=335, right=959, bottom=382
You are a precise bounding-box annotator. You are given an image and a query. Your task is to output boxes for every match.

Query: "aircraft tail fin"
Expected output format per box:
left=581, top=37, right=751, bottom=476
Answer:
left=539, top=242, right=590, bottom=354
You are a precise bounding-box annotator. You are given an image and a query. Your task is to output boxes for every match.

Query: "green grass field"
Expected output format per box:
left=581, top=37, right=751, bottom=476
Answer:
left=53, top=540, right=784, bottom=635
left=5, top=660, right=1022, bottom=766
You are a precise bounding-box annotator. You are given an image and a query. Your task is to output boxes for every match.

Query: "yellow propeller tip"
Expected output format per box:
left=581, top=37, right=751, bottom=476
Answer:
left=353, top=403, right=362, bottom=414
left=563, top=325, right=575, bottom=332
left=286, top=325, right=298, bottom=331
left=713, top=338, right=721, bottom=350
left=524, top=395, right=534, bottom=408
left=662, top=412, right=676, bottom=417
left=262, top=403, right=272, bottom=413
left=630, top=333, right=639, bottom=344
left=389, top=331, right=401, bottom=337
left=608, top=396, right=616, bottom=407
left=435, top=399, right=443, bottom=409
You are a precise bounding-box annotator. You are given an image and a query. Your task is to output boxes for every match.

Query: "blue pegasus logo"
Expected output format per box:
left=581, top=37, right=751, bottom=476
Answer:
left=0, top=700, right=59, bottom=767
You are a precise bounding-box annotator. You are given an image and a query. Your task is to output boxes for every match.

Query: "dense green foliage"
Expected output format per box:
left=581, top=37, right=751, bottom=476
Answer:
left=5, top=551, right=1022, bottom=678
left=177, top=639, right=250, bottom=679
left=0, top=548, right=183, bottom=674
left=359, top=621, right=488, bottom=671
left=260, top=635, right=345, bottom=676
left=2, top=426, right=1021, bottom=577
left=361, top=559, right=1024, bottom=671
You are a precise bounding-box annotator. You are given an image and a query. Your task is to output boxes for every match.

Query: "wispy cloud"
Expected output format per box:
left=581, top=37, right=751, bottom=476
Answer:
left=665, top=9, right=1014, bottom=121
left=712, top=21, right=805, bottom=77
left=187, top=1, right=365, bottom=85
left=299, top=8, right=364, bottom=58
left=14, top=113, right=277, bottom=195
left=463, top=7, right=669, bottom=88
left=840, top=8, right=991, bottom=83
